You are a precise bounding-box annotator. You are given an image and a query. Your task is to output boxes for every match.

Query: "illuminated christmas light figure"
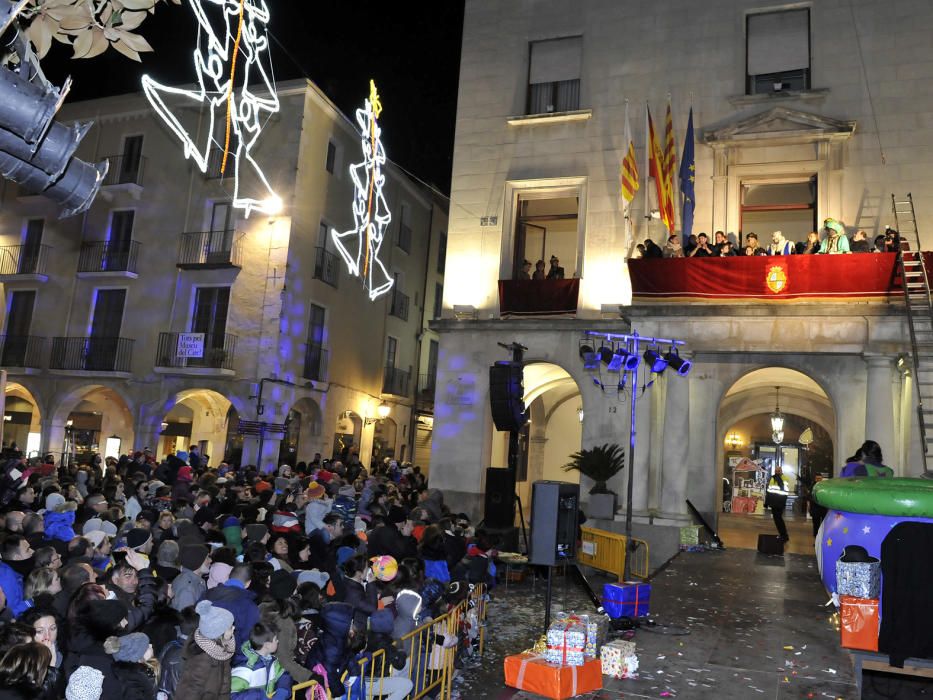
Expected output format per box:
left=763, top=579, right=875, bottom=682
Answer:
left=332, top=81, right=394, bottom=301
left=141, top=0, right=281, bottom=216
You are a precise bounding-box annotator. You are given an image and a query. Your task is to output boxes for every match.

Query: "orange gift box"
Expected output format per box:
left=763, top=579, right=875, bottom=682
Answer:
left=840, top=595, right=879, bottom=651
left=504, top=653, right=602, bottom=699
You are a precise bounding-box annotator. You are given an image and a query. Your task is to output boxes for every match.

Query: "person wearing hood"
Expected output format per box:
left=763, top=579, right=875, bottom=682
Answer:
left=307, top=601, right=354, bottom=691
left=0, top=535, right=35, bottom=617
left=344, top=609, right=411, bottom=700
left=174, top=600, right=235, bottom=700
left=303, top=481, right=332, bottom=535
left=418, top=489, right=445, bottom=523
left=43, top=493, right=78, bottom=543
left=157, top=605, right=198, bottom=699
left=768, top=230, right=795, bottom=256
left=819, top=218, right=850, bottom=254
left=171, top=544, right=211, bottom=612
left=62, top=598, right=129, bottom=699
left=220, top=515, right=243, bottom=555
left=104, top=632, right=157, bottom=700
left=201, top=562, right=260, bottom=653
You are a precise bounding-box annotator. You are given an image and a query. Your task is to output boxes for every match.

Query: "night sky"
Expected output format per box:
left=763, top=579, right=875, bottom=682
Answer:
left=41, top=1, right=465, bottom=194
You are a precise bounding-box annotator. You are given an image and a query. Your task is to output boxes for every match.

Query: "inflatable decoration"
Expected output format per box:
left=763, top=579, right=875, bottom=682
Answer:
left=812, top=477, right=933, bottom=594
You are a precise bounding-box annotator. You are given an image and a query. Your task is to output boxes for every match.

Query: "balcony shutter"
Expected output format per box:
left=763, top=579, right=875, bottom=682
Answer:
left=529, top=36, right=582, bottom=85
left=747, top=9, right=809, bottom=76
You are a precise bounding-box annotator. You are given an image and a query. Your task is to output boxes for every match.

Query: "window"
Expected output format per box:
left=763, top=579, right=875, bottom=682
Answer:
left=397, top=204, right=412, bottom=253
left=527, top=36, right=582, bottom=114
left=207, top=201, right=234, bottom=262
left=87, top=288, right=126, bottom=370
left=2, top=291, right=35, bottom=366
left=325, top=140, right=337, bottom=174
left=105, top=210, right=134, bottom=270
left=512, top=192, right=579, bottom=280
left=386, top=336, right=398, bottom=369
left=304, top=303, right=326, bottom=381
left=433, top=283, right=443, bottom=320
left=437, top=231, right=447, bottom=274
left=20, top=219, right=43, bottom=274
left=746, top=9, right=810, bottom=94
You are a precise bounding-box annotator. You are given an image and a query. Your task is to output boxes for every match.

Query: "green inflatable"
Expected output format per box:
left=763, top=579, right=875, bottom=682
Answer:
left=812, top=477, right=933, bottom=517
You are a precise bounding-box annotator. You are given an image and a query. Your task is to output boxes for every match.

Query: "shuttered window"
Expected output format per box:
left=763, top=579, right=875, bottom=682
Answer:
left=747, top=9, right=810, bottom=94
left=527, top=36, right=582, bottom=114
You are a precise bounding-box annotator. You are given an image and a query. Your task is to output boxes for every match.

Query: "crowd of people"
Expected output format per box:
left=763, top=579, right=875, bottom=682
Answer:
left=635, top=219, right=903, bottom=259
left=0, top=448, right=493, bottom=700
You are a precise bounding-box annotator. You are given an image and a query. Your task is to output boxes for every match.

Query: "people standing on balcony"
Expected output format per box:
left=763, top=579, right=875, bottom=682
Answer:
left=546, top=255, right=565, bottom=278
left=796, top=231, right=821, bottom=255
left=850, top=230, right=872, bottom=253
left=711, top=231, right=729, bottom=255
left=662, top=234, right=683, bottom=258
left=743, top=232, right=767, bottom=256
left=884, top=227, right=902, bottom=252
left=688, top=232, right=714, bottom=257
left=718, top=241, right=738, bottom=257
left=683, top=233, right=698, bottom=256
left=642, top=238, right=663, bottom=258
left=768, top=231, right=795, bottom=256
left=873, top=234, right=887, bottom=253
left=532, top=260, right=546, bottom=280
left=818, top=219, right=850, bottom=254
left=517, top=260, right=532, bottom=280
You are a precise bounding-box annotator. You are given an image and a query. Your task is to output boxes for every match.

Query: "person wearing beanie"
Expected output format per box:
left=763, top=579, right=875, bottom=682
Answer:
left=220, top=515, right=243, bottom=555
left=154, top=539, right=180, bottom=581
left=65, top=665, right=104, bottom=700
left=126, top=528, right=153, bottom=555
left=206, top=561, right=233, bottom=590
left=173, top=601, right=235, bottom=700
left=367, top=505, right=417, bottom=562
left=267, top=569, right=297, bottom=602
left=43, top=492, right=78, bottom=543
left=105, top=633, right=157, bottom=700
left=243, top=523, right=269, bottom=546
left=303, top=482, right=332, bottom=536
left=171, top=544, right=210, bottom=612
left=61, top=598, right=129, bottom=700
left=202, top=562, right=260, bottom=652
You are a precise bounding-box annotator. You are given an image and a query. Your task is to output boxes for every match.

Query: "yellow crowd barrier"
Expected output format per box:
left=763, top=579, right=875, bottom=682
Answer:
left=292, top=583, right=489, bottom=700
left=578, top=526, right=650, bottom=580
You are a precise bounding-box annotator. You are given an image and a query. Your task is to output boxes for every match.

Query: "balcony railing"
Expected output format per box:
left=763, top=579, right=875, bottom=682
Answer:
left=313, top=247, right=340, bottom=288
left=205, top=150, right=233, bottom=180
left=178, top=231, right=242, bottom=268
left=383, top=365, right=411, bottom=396
left=0, top=335, right=44, bottom=369
left=0, top=244, right=51, bottom=276
left=389, top=289, right=410, bottom=321
left=50, top=337, right=134, bottom=372
left=415, top=372, right=437, bottom=410
left=155, top=332, right=237, bottom=371
left=102, top=154, right=146, bottom=187
left=303, top=342, right=329, bottom=382
left=78, top=241, right=140, bottom=274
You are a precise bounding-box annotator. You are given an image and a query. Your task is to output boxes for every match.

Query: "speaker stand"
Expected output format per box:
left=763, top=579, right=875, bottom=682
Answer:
left=543, top=565, right=553, bottom=631
left=514, top=493, right=530, bottom=554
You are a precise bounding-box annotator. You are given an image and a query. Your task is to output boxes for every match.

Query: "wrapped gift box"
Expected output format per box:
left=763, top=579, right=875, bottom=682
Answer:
left=840, top=595, right=879, bottom=652
left=545, top=617, right=586, bottom=666
left=603, top=581, right=651, bottom=619
left=836, top=559, right=881, bottom=599
left=600, top=639, right=638, bottom=679
left=679, top=525, right=701, bottom=545
left=554, top=612, right=610, bottom=657
left=504, top=654, right=602, bottom=700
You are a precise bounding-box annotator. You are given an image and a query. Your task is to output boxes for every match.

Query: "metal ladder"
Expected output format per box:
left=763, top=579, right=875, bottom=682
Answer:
left=892, top=193, right=933, bottom=472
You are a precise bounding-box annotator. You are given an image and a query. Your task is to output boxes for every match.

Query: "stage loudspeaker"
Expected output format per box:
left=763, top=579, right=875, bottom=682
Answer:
left=529, top=480, right=580, bottom=566
left=489, top=362, right=527, bottom=432
left=484, top=467, right=516, bottom=528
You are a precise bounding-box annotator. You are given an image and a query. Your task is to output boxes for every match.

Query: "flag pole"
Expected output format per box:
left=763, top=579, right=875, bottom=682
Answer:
left=668, top=92, right=679, bottom=234
left=643, top=102, right=650, bottom=243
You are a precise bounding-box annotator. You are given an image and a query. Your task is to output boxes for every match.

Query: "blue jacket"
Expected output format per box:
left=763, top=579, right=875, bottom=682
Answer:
left=44, top=510, right=77, bottom=542
left=202, top=580, right=260, bottom=654
left=0, top=561, right=31, bottom=617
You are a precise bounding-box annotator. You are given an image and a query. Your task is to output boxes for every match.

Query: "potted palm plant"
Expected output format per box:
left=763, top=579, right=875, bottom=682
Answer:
left=563, top=442, right=626, bottom=519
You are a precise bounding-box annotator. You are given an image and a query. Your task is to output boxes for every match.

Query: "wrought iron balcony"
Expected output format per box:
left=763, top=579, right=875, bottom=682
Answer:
left=313, top=247, right=340, bottom=288
left=50, top=337, right=134, bottom=372
left=389, top=289, right=409, bottom=321
left=303, top=342, right=329, bottom=382
left=415, top=372, right=437, bottom=411
left=383, top=365, right=411, bottom=396
left=155, top=332, right=237, bottom=371
left=77, top=240, right=140, bottom=275
left=205, top=149, right=233, bottom=180
left=102, top=154, right=146, bottom=187
left=0, top=335, right=44, bottom=369
left=0, top=244, right=51, bottom=276
left=178, top=231, right=242, bottom=269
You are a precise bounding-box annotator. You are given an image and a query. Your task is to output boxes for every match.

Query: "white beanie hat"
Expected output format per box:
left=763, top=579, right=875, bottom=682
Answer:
left=46, top=492, right=66, bottom=512
left=65, top=665, right=104, bottom=700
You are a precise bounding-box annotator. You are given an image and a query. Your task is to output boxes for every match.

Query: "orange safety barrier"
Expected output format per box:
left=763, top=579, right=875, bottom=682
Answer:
left=578, top=526, right=650, bottom=580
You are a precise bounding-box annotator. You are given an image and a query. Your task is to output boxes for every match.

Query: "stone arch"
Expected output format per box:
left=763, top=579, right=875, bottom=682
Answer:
left=49, top=384, right=136, bottom=463
left=156, top=388, right=236, bottom=466
left=3, top=381, right=42, bottom=456
left=373, top=417, right=398, bottom=460
left=283, top=397, right=324, bottom=465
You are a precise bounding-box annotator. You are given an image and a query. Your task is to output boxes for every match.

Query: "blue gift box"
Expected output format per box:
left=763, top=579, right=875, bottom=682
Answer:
left=602, top=582, right=651, bottom=619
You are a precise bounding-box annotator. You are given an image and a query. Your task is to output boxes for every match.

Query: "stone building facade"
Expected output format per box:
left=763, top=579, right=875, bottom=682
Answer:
left=431, top=0, right=929, bottom=562
left=0, top=79, right=446, bottom=471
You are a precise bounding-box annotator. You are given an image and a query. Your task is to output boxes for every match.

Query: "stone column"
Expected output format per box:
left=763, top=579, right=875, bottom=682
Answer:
left=660, top=365, right=691, bottom=518
left=864, top=354, right=895, bottom=468
left=631, top=380, right=653, bottom=514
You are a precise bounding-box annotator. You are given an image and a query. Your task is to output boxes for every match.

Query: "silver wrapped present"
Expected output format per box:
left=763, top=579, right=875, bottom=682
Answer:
left=836, top=558, right=880, bottom=599
left=545, top=617, right=587, bottom=666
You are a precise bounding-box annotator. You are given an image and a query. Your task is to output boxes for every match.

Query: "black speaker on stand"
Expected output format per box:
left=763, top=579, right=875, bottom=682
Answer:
left=489, top=362, right=527, bottom=433
left=529, top=480, right=580, bottom=630
left=484, top=467, right=516, bottom=528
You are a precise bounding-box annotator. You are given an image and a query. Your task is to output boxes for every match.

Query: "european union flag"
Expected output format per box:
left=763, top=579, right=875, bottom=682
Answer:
left=679, top=108, right=696, bottom=238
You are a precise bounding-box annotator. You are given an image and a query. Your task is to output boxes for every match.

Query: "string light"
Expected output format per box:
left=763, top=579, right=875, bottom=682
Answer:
left=331, top=80, right=395, bottom=301
left=140, top=0, right=281, bottom=217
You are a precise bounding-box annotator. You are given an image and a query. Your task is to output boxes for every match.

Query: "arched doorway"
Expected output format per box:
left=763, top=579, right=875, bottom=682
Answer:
left=52, top=385, right=135, bottom=465
left=717, top=367, right=836, bottom=552
left=3, top=382, right=41, bottom=457
left=278, top=397, right=324, bottom=467
left=158, top=389, right=234, bottom=467
left=333, top=411, right=362, bottom=461
left=488, top=362, right=583, bottom=523
left=373, top=417, right=398, bottom=461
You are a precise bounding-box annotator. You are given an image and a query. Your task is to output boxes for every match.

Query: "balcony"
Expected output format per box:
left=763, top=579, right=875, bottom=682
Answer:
left=498, top=279, right=580, bottom=318
left=205, top=150, right=233, bottom=180
left=0, top=244, right=51, bottom=282
left=389, top=289, right=410, bottom=321
left=50, top=337, right=134, bottom=374
left=313, top=247, right=340, bottom=288
left=415, top=373, right=437, bottom=412
left=383, top=365, right=411, bottom=396
left=177, top=231, right=242, bottom=269
left=0, top=335, right=45, bottom=372
left=303, top=342, right=329, bottom=382
left=99, top=154, right=146, bottom=199
left=77, top=241, right=140, bottom=278
left=154, top=332, right=237, bottom=376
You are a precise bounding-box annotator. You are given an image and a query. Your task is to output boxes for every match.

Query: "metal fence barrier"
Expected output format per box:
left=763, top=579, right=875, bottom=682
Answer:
left=577, top=526, right=650, bottom=580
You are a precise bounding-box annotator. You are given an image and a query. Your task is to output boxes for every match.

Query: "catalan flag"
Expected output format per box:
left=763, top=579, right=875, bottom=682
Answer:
left=663, top=101, right=676, bottom=188
left=679, top=107, right=696, bottom=238
left=620, top=102, right=639, bottom=212
left=647, top=105, right=675, bottom=233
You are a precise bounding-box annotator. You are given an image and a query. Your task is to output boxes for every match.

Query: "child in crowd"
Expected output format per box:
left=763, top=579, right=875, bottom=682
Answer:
left=230, top=621, right=292, bottom=700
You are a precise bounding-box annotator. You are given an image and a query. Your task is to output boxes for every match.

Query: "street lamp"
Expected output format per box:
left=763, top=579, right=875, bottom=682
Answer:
left=770, top=387, right=784, bottom=444
left=365, top=401, right=391, bottom=425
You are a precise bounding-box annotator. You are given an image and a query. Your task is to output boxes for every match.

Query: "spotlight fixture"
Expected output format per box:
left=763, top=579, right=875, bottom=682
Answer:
left=643, top=349, right=668, bottom=374
left=579, top=344, right=599, bottom=371
left=664, top=349, right=691, bottom=376
left=598, top=346, right=615, bottom=367
left=614, top=348, right=640, bottom=372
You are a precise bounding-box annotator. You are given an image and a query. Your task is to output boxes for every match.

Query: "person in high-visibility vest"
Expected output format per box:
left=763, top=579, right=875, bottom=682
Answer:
left=766, top=465, right=790, bottom=542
